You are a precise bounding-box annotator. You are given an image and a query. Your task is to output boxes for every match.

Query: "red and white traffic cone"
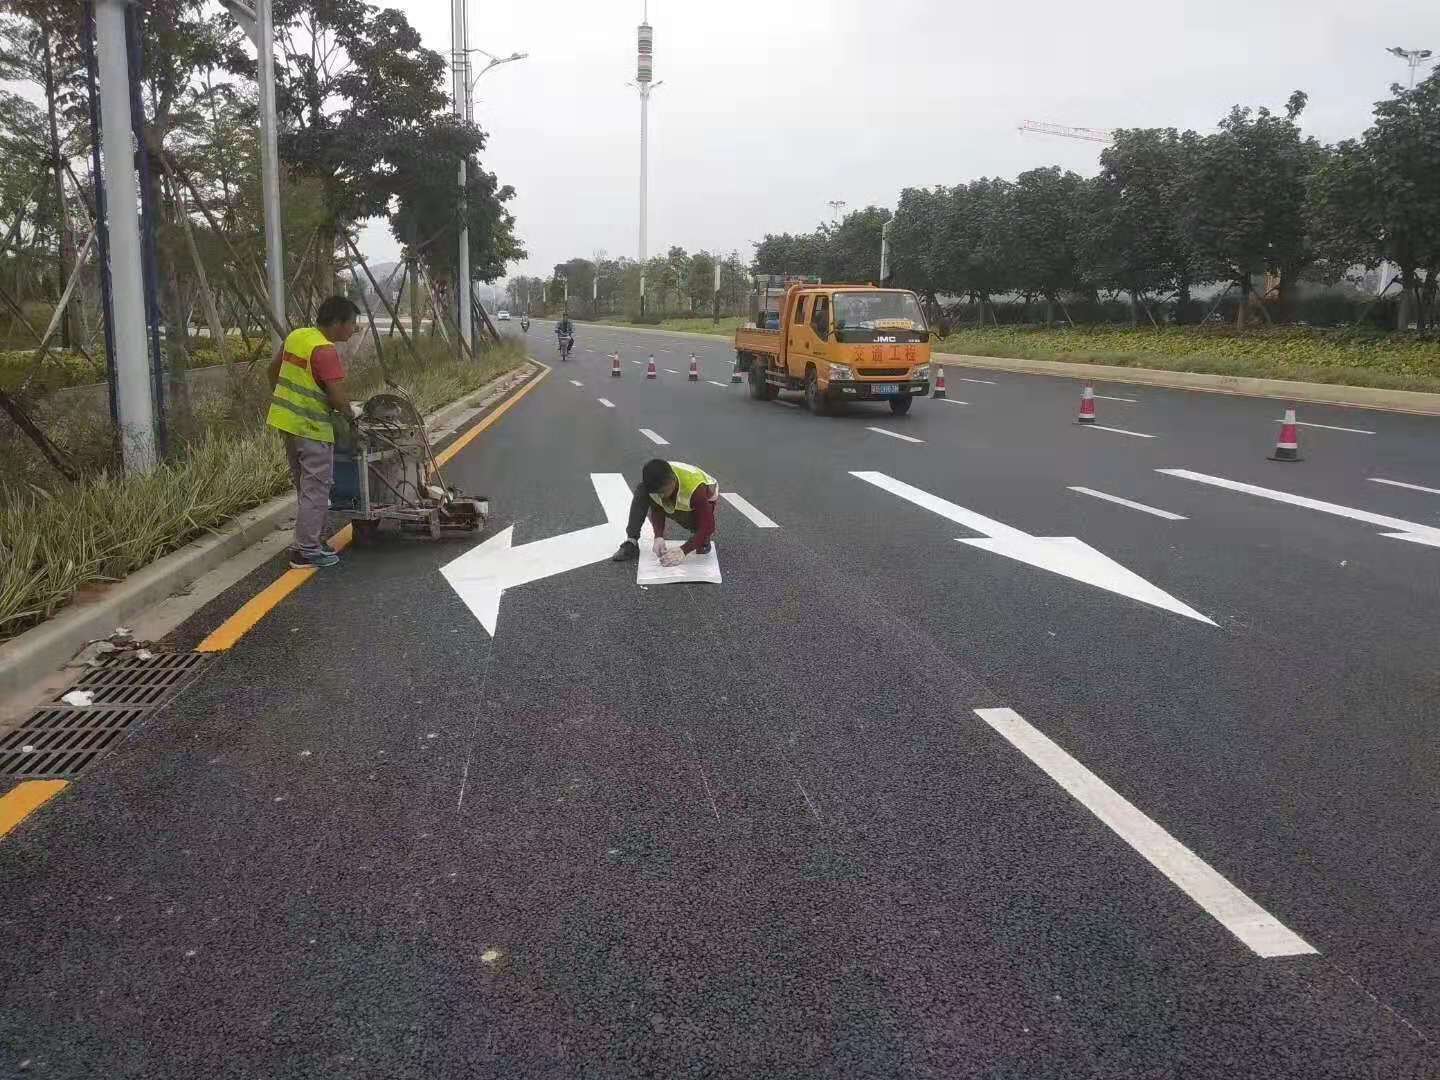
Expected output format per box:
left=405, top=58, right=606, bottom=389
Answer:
left=731, top=357, right=743, bottom=384
left=688, top=354, right=699, bottom=381
left=610, top=352, right=622, bottom=378
left=1077, top=383, right=1097, bottom=424
left=932, top=364, right=947, bottom=399
left=1269, top=406, right=1303, bottom=462
left=646, top=355, right=658, bottom=379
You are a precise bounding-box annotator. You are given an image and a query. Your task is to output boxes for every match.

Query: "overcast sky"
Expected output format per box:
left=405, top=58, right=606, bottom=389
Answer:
left=364, top=2, right=1438, bottom=280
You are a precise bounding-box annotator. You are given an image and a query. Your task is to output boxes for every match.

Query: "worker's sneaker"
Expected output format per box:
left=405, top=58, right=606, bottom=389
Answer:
left=611, top=539, right=639, bottom=562
left=693, top=542, right=712, bottom=555
left=290, top=548, right=340, bottom=569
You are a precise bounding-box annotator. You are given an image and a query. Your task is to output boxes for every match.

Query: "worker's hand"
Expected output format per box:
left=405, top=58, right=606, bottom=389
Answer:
left=659, top=548, right=685, bottom=568
left=651, top=537, right=668, bottom=559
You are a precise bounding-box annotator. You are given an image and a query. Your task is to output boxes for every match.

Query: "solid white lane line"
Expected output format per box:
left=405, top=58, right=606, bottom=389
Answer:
left=707, top=380, right=728, bottom=388
left=721, top=492, right=779, bottom=528
left=974, top=707, right=1316, bottom=958
left=1086, top=425, right=1156, bottom=439
left=1159, top=468, right=1440, bottom=546
left=596, top=398, right=615, bottom=408
left=638, top=428, right=669, bottom=445
left=1371, top=477, right=1440, bottom=496
left=958, top=377, right=997, bottom=384
left=1095, top=394, right=1138, bottom=403
left=1276, top=419, right=1376, bottom=435
left=867, top=427, right=924, bottom=444
left=939, top=398, right=971, bottom=406
left=569, top=380, right=584, bottom=387
left=1069, top=487, right=1187, bottom=521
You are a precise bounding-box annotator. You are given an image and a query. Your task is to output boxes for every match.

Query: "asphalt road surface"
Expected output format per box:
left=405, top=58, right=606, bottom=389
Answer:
left=2, top=318, right=1438, bottom=1078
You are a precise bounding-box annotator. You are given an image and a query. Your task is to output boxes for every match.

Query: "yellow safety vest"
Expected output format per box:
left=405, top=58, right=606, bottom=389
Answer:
left=266, top=327, right=336, bottom=443
left=649, top=461, right=718, bottom=514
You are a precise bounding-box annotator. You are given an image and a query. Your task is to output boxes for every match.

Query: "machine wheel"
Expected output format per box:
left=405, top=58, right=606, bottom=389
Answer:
left=352, top=519, right=381, bottom=544
left=428, top=510, right=443, bottom=540
left=805, top=369, right=829, bottom=415
left=889, top=396, right=913, bottom=417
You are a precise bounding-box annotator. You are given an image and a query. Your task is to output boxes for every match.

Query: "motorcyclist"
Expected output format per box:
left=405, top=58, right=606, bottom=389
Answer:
left=520, top=313, right=530, bottom=332
left=556, top=311, right=575, bottom=358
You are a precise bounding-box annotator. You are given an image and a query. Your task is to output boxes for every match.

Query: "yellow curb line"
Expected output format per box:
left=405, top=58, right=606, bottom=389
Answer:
left=0, top=780, right=68, bottom=839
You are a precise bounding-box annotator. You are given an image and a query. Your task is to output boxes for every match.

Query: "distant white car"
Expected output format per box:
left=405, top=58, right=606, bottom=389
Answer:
left=497, top=310, right=511, bottom=321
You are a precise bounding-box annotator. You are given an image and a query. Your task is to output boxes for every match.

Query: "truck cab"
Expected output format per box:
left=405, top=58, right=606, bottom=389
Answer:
left=735, top=279, right=932, bottom=415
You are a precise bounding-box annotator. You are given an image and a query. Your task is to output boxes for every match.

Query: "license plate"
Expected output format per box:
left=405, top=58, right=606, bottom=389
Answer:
left=870, top=383, right=899, bottom=396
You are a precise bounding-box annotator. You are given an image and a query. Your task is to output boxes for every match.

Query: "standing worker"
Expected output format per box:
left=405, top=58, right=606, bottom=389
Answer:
left=266, top=296, right=360, bottom=569
left=612, top=459, right=720, bottom=566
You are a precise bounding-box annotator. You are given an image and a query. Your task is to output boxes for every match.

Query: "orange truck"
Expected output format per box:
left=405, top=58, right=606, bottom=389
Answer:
left=734, top=277, right=933, bottom=415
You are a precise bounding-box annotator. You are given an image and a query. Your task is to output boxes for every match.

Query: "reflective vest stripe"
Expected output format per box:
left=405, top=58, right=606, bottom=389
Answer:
left=268, top=395, right=330, bottom=424
left=275, top=371, right=330, bottom=405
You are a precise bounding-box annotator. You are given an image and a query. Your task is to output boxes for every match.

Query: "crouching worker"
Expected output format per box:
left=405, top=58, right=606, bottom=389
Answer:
left=611, top=459, right=719, bottom=567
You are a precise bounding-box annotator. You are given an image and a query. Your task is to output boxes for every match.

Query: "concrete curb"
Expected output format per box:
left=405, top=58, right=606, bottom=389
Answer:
left=574, top=320, right=732, bottom=346
left=933, top=351, right=1440, bottom=416
left=0, top=362, right=539, bottom=700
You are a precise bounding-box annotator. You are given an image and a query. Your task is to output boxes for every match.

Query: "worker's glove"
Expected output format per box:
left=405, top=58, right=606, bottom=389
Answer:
left=651, top=537, right=668, bottom=559
left=659, top=548, right=686, bottom=568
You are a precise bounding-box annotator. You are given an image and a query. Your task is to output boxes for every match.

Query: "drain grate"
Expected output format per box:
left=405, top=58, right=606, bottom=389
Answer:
left=0, top=652, right=215, bottom=780
left=0, top=707, right=150, bottom=778
left=57, top=651, right=211, bottom=709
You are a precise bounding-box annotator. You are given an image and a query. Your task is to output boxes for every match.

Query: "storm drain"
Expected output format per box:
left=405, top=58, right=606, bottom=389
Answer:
left=0, top=653, right=213, bottom=780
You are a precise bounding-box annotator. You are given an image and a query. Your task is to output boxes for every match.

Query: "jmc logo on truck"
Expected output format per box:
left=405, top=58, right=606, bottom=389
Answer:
left=734, top=275, right=934, bottom=416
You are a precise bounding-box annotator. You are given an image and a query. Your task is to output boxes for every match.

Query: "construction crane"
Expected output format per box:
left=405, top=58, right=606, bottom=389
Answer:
left=1018, top=120, right=1114, bottom=144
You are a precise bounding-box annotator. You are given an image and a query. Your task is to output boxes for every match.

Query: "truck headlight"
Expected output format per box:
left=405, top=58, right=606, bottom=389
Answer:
left=909, top=364, right=930, bottom=380
left=828, top=364, right=853, bottom=382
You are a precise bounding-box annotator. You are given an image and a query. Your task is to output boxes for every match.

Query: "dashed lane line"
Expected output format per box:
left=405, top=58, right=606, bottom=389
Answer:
left=707, top=380, right=729, bottom=388
left=1085, top=425, right=1156, bottom=439
left=938, top=398, right=971, bottom=406
left=1371, top=478, right=1440, bottom=496
left=597, top=398, right=615, bottom=408
left=1276, top=419, right=1376, bottom=435
left=1095, top=394, right=1138, bottom=403
left=569, top=380, right=584, bottom=387
left=867, top=426, right=924, bottom=444
left=664, top=368, right=681, bottom=374
left=639, top=428, right=669, bottom=445
left=720, top=492, right=779, bottom=528
left=774, top=400, right=800, bottom=409
left=1069, top=486, right=1187, bottom=521
left=958, top=377, right=997, bottom=384
left=974, top=707, right=1316, bottom=959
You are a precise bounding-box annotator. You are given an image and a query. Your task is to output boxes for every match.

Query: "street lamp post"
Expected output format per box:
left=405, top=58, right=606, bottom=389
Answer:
left=880, top=219, right=892, bottom=283
left=1387, top=45, right=1434, bottom=89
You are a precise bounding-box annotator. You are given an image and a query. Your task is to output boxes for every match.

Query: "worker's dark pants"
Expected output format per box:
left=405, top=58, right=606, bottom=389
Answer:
left=625, top=484, right=698, bottom=541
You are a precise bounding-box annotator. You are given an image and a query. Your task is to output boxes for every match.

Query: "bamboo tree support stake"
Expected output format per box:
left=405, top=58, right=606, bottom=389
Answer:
left=0, top=389, right=76, bottom=481
left=346, top=261, right=390, bottom=386
left=19, top=229, right=98, bottom=393
left=172, top=194, right=229, bottom=363
left=387, top=263, right=407, bottom=338
left=343, top=233, right=420, bottom=364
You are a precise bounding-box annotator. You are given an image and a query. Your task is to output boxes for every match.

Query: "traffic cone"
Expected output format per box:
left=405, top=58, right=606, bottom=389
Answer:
left=731, top=357, right=743, bottom=384
left=646, top=355, right=658, bottom=379
left=688, top=354, right=699, bottom=381
left=1269, top=406, right=1303, bottom=462
left=932, top=364, right=947, bottom=399
left=1076, top=383, right=1097, bottom=424
left=610, top=352, right=622, bottom=378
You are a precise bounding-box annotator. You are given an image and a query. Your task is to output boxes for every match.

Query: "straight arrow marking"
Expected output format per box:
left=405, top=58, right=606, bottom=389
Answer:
left=851, top=471, right=1214, bottom=625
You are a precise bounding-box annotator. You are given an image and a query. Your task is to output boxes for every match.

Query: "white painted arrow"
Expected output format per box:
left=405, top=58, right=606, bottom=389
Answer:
left=852, top=470, right=1215, bottom=625
left=441, top=473, right=645, bottom=637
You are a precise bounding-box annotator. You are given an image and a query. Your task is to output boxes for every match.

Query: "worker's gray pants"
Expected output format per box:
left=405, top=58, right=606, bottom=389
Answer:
left=284, top=434, right=334, bottom=554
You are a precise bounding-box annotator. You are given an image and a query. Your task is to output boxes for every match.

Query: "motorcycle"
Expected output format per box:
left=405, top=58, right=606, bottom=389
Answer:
left=557, top=331, right=575, bottom=361
left=520, top=317, right=530, bottom=333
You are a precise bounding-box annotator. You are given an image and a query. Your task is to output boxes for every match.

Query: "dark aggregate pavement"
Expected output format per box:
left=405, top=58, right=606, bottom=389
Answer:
left=1, top=323, right=1436, bottom=1078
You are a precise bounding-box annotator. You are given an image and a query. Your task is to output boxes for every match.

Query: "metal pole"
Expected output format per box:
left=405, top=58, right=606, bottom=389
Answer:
left=453, top=0, right=472, bottom=350
left=94, top=0, right=155, bottom=472
left=639, top=84, right=648, bottom=318
left=255, top=0, right=285, bottom=348
left=81, top=3, right=118, bottom=430
left=713, top=259, right=720, bottom=324
left=880, top=219, right=892, bottom=283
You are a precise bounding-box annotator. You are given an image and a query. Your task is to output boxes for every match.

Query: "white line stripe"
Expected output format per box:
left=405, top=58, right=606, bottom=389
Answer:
left=938, top=398, right=971, bottom=406
left=630, top=359, right=643, bottom=365
left=774, top=400, right=799, bottom=408
left=974, top=707, right=1316, bottom=958
left=1094, top=394, right=1138, bottom=403
left=1069, top=487, right=1187, bottom=521
left=1086, top=425, right=1156, bottom=439
left=638, top=428, right=668, bottom=445
left=707, top=380, right=728, bottom=388
left=958, top=377, right=997, bottom=384
left=569, top=380, right=584, bottom=387
left=867, top=426, right=924, bottom=444
left=1275, top=419, right=1376, bottom=435
left=596, top=398, right=615, bottom=408
left=665, top=368, right=680, bottom=374
left=721, top=492, right=779, bottom=528
left=1370, top=477, right=1440, bottom=496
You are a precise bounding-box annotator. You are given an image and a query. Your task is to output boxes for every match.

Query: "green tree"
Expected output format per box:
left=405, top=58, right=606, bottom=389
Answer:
left=752, top=230, right=827, bottom=276
left=1010, top=167, right=1085, bottom=324
left=889, top=185, right=948, bottom=307
left=820, top=206, right=891, bottom=284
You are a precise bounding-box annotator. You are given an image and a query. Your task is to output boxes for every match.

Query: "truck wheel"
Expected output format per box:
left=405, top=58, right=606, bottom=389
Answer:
left=805, top=369, right=829, bottom=415
left=889, top=397, right=913, bottom=416
left=749, top=361, right=775, bottom=401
